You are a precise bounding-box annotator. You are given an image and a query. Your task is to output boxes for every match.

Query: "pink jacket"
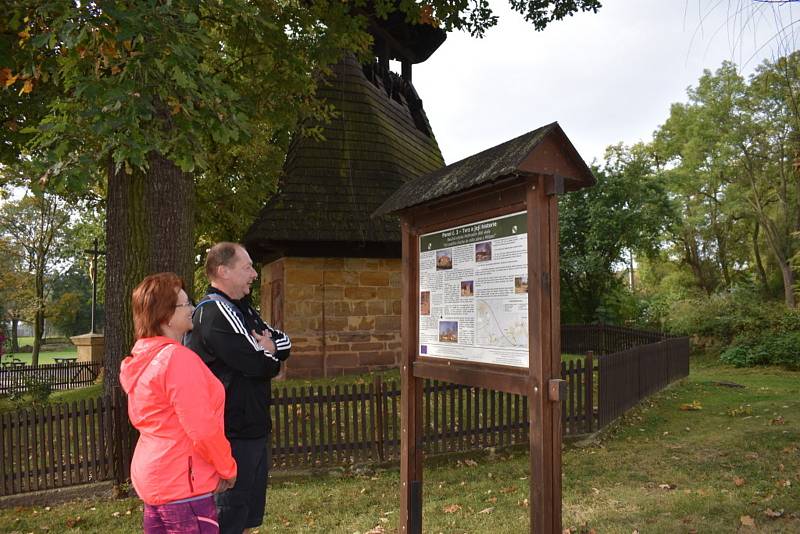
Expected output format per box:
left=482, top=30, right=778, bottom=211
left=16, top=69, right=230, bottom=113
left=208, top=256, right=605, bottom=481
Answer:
left=120, top=337, right=236, bottom=505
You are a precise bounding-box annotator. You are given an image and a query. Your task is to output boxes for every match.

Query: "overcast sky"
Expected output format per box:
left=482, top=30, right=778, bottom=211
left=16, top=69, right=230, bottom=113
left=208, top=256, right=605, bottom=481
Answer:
left=412, top=0, right=798, bottom=166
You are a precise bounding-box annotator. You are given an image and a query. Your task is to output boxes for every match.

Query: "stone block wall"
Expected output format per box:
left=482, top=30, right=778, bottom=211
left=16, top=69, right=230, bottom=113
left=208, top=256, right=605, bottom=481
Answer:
left=260, top=257, right=402, bottom=378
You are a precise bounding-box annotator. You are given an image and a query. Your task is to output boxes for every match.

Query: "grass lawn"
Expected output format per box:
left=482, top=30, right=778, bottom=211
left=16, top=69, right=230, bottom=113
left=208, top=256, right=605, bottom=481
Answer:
left=2, top=350, right=79, bottom=365
left=0, top=362, right=798, bottom=533
left=3, top=336, right=77, bottom=365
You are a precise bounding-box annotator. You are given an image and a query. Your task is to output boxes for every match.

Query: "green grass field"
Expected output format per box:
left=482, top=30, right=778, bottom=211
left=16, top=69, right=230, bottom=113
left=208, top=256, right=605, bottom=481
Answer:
left=0, top=361, right=798, bottom=533
left=3, top=336, right=77, bottom=365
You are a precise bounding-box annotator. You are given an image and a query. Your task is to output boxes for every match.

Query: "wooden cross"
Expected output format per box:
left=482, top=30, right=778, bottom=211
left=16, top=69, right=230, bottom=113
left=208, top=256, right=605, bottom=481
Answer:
left=84, top=238, right=106, bottom=334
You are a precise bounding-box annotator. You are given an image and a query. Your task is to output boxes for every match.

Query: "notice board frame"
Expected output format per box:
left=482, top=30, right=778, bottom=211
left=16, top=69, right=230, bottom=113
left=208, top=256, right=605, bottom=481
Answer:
left=398, top=173, right=566, bottom=534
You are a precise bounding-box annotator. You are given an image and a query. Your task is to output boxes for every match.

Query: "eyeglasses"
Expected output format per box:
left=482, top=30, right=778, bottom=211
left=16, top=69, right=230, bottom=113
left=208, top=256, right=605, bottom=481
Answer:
left=175, top=301, right=195, bottom=308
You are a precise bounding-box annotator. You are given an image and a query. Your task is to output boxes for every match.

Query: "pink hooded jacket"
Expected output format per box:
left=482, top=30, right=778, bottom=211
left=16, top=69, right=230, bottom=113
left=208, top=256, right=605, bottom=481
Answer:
left=120, top=336, right=236, bottom=505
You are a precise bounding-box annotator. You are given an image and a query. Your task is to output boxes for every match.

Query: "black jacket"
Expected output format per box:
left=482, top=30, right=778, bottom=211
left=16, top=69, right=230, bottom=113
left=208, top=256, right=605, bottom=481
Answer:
left=185, top=288, right=291, bottom=439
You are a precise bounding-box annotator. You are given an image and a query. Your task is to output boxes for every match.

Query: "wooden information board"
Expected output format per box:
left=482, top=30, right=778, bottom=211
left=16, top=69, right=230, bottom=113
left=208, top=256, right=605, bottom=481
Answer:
left=374, top=123, right=596, bottom=533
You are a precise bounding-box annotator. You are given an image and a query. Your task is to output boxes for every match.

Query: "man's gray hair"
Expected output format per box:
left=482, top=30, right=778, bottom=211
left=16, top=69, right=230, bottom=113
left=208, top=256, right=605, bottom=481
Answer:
left=205, top=242, right=243, bottom=280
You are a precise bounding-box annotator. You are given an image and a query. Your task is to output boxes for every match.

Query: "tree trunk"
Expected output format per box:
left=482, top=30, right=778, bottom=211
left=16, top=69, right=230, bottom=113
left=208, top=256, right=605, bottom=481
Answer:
left=104, top=152, right=195, bottom=396
left=32, top=309, right=44, bottom=366
left=752, top=222, right=769, bottom=294
left=10, top=318, right=19, bottom=353
left=32, top=272, right=45, bottom=366
left=779, top=262, right=797, bottom=309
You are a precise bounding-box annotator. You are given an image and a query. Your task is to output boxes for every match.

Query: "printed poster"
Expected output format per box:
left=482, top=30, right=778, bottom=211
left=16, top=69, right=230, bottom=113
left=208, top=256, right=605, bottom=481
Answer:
left=418, top=211, right=529, bottom=368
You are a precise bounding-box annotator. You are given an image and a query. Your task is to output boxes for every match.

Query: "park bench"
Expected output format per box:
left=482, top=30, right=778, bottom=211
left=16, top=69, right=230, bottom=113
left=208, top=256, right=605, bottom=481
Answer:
left=53, top=356, right=78, bottom=363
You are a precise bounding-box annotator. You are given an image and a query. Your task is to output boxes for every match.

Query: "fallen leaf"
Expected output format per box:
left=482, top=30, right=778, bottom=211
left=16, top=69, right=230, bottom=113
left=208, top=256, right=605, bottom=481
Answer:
left=442, top=504, right=461, bottom=514
left=658, top=483, right=676, bottom=490
left=680, top=400, right=702, bottom=411
left=764, top=508, right=784, bottom=518
left=463, top=459, right=478, bottom=467
left=733, top=477, right=746, bottom=487
left=740, top=515, right=756, bottom=527
left=65, top=517, right=82, bottom=528
left=770, top=416, right=786, bottom=425
left=499, top=486, right=516, bottom=494
left=478, top=507, right=494, bottom=514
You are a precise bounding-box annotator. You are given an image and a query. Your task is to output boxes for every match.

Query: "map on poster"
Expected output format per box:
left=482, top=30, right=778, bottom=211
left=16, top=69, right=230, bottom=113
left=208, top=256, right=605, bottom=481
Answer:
left=418, top=211, right=529, bottom=368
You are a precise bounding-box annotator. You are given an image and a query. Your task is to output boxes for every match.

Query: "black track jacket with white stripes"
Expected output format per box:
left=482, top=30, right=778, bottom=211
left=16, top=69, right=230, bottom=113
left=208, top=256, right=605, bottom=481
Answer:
left=185, top=287, right=291, bottom=439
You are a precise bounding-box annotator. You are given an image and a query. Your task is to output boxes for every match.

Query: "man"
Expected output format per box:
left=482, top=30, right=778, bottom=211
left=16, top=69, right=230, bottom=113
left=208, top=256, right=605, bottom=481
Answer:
left=186, top=242, right=291, bottom=533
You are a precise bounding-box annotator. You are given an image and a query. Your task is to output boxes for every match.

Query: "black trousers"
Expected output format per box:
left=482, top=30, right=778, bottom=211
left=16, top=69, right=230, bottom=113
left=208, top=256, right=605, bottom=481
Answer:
left=215, top=435, right=270, bottom=533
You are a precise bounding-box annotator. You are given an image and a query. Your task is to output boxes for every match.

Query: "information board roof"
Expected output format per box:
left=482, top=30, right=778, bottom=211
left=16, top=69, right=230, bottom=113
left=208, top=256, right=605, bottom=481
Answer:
left=373, top=122, right=595, bottom=216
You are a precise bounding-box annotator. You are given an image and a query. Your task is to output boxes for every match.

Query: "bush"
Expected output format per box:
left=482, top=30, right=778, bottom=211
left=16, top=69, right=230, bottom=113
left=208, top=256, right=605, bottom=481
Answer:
left=720, top=330, right=800, bottom=369
left=9, top=376, right=53, bottom=406
left=718, top=308, right=800, bottom=368
left=664, top=287, right=785, bottom=342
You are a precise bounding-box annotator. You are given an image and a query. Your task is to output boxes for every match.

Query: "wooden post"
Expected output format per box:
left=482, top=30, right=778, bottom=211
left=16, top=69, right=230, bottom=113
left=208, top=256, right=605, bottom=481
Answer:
left=585, top=351, right=594, bottom=433
left=527, top=175, right=563, bottom=533
left=399, top=221, right=424, bottom=534
left=374, top=375, right=386, bottom=461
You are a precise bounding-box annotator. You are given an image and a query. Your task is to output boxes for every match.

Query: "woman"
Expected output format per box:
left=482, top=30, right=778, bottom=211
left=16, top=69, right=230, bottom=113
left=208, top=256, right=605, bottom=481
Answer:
left=120, top=273, right=237, bottom=533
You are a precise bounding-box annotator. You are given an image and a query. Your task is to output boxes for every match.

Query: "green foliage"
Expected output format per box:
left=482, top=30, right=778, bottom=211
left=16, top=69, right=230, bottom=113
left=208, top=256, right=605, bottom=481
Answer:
left=719, top=307, right=800, bottom=367
left=665, top=286, right=784, bottom=342
left=720, top=330, right=800, bottom=368
left=652, top=54, right=800, bottom=306
left=560, top=143, right=673, bottom=323
left=48, top=264, right=100, bottom=336
left=8, top=375, right=53, bottom=406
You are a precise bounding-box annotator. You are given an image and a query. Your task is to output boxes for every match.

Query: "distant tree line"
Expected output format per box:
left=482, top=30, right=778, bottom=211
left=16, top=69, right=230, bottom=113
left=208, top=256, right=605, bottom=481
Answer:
left=560, top=52, right=800, bottom=367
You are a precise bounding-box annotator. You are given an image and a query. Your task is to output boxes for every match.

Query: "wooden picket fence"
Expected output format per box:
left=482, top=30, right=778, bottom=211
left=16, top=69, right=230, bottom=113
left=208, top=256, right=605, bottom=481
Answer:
left=0, top=326, right=689, bottom=497
left=0, top=394, right=136, bottom=496
left=0, top=362, right=102, bottom=395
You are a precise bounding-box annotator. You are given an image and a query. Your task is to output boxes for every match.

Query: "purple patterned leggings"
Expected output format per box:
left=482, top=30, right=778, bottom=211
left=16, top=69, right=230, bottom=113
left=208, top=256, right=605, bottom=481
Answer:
left=143, top=495, right=219, bottom=534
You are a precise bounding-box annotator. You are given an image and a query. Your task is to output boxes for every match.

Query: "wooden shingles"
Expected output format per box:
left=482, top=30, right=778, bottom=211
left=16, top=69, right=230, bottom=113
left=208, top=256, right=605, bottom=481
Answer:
left=245, top=55, right=444, bottom=261
left=374, top=123, right=596, bottom=217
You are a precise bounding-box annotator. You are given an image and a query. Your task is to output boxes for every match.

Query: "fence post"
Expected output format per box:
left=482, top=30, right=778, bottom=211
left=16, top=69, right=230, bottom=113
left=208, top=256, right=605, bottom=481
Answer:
left=374, top=375, right=385, bottom=461
left=585, top=351, right=594, bottom=433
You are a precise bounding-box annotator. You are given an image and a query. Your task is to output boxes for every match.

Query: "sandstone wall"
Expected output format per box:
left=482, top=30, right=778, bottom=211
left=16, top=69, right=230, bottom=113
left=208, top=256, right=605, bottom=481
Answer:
left=260, top=257, right=401, bottom=378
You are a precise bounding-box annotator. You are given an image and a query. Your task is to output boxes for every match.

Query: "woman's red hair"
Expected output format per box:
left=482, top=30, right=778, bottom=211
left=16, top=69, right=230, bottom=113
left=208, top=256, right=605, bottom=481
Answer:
left=132, top=273, right=186, bottom=340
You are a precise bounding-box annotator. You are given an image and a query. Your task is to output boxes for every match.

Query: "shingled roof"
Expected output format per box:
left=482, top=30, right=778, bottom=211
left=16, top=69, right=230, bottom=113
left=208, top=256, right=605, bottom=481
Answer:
left=374, top=122, right=596, bottom=216
left=244, top=54, right=445, bottom=263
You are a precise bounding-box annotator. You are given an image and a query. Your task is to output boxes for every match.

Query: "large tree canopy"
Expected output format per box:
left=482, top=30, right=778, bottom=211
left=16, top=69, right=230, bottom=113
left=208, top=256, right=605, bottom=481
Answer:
left=653, top=55, right=800, bottom=308
left=1, top=0, right=603, bottom=390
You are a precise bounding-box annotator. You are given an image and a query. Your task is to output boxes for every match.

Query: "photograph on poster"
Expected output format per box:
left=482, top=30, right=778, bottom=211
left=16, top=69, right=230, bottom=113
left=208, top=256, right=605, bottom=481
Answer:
left=420, top=291, right=431, bottom=315
left=438, top=321, right=459, bottom=343
left=515, top=276, right=528, bottom=294
left=475, top=241, right=492, bottom=262
left=436, top=249, right=453, bottom=270
left=460, top=280, right=474, bottom=297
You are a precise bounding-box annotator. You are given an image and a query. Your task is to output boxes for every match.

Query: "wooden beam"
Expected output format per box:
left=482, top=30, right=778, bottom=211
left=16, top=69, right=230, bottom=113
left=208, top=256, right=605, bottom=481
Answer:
left=413, top=360, right=530, bottom=395
left=527, top=174, right=563, bottom=532
left=527, top=176, right=546, bottom=532
left=547, top=187, right=564, bottom=532
left=399, top=219, right=423, bottom=534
